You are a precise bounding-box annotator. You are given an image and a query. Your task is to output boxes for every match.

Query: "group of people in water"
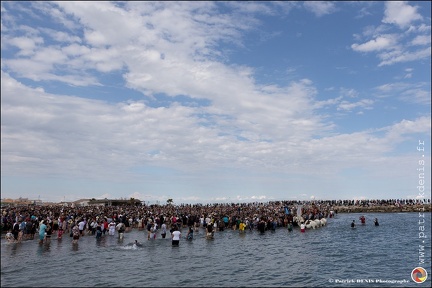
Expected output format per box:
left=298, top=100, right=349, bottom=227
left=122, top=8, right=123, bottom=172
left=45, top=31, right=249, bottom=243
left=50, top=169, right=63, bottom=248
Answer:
left=2, top=198, right=409, bottom=246
left=350, top=215, right=380, bottom=228
left=2, top=200, right=339, bottom=245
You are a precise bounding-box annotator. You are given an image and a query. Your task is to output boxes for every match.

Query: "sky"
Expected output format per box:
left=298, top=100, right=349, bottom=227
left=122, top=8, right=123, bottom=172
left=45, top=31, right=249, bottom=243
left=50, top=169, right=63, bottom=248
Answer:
left=1, top=1, right=431, bottom=205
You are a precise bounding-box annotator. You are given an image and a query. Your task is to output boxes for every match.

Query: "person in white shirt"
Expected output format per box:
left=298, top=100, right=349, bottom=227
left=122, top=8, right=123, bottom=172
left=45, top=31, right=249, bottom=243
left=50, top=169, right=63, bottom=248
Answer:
left=160, top=222, right=167, bottom=238
left=116, top=222, right=125, bottom=240
left=171, top=226, right=181, bottom=246
left=108, top=221, right=116, bottom=236
left=205, top=215, right=211, bottom=228
left=78, top=219, right=86, bottom=236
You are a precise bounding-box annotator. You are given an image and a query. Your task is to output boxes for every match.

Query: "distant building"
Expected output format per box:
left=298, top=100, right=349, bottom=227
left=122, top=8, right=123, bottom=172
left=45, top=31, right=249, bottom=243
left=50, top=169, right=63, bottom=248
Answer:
left=1, top=197, right=41, bottom=206
left=1, top=198, right=14, bottom=204
left=74, top=199, right=91, bottom=207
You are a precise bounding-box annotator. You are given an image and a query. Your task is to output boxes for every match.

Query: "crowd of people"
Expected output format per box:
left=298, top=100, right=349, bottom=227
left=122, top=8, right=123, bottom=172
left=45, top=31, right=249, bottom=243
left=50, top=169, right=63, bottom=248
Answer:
left=1, top=198, right=429, bottom=245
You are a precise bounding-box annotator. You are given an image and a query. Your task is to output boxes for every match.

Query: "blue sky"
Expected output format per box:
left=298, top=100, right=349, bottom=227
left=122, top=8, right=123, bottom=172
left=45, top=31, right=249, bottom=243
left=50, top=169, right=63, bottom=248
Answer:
left=1, top=1, right=430, bottom=204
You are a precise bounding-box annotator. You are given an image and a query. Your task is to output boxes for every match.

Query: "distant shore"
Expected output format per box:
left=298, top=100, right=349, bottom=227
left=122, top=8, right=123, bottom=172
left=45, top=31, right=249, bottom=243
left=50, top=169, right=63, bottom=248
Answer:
left=331, top=204, right=431, bottom=213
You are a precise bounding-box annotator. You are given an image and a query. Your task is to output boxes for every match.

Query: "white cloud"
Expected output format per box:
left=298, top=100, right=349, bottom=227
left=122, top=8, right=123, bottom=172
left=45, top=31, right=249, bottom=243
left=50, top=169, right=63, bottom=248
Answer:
left=225, top=1, right=276, bottom=15
left=32, top=1, right=80, bottom=30
left=7, top=36, right=44, bottom=56
left=409, top=23, right=431, bottom=34
left=375, top=82, right=408, bottom=93
left=1, top=1, right=258, bottom=87
left=382, top=1, right=423, bottom=29
left=378, top=46, right=431, bottom=66
left=339, top=88, right=359, bottom=98
left=3, top=70, right=429, bottom=183
left=303, top=1, right=337, bottom=17
left=0, top=70, right=313, bottom=178
left=401, top=68, right=414, bottom=79
left=351, top=2, right=430, bottom=67
left=337, top=99, right=374, bottom=111
left=351, top=35, right=397, bottom=52
left=40, top=28, right=82, bottom=43
left=374, top=81, right=431, bottom=104
left=384, top=116, right=431, bottom=141
left=399, top=88, right=431, bottom=105
left=411, top=35, right=431, bottom=46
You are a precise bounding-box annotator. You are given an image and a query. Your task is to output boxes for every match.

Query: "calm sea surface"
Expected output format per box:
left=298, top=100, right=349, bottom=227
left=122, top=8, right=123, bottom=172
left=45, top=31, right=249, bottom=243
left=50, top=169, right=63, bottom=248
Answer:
left=1, top=212, right=431, bottom=287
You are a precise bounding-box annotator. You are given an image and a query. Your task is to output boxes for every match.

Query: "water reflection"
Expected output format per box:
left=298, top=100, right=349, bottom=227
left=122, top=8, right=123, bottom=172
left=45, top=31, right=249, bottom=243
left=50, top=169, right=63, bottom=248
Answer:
left=9, top=242, right=19, bottom=256
left=95, top=236, right=107, bottom=248
left=55, top=239, right=64, bottom=252
left=71, top=242, right=79, bottom=252
left=37, top=242, right=51, bottom=255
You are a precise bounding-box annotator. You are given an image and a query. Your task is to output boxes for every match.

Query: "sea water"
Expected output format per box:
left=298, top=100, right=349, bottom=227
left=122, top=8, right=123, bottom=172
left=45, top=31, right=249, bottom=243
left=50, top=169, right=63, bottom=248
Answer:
left=1, top=212, right=431, bottom=287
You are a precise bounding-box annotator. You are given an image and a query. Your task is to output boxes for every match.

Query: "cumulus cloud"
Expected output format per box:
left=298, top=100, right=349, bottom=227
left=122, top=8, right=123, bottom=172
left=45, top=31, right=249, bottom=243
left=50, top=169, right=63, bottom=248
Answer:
left=382, top=1, right=423, bottom=29
left=6, top=35, right=44, bottom=56
left=351, top=35, right=398, bottom=52
left=3, top=69, right=429, bottom=185
left=350, top=2, right=430, bottom=66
